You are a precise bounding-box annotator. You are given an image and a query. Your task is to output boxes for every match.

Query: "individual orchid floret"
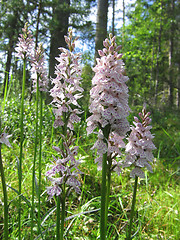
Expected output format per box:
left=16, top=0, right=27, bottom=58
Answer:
left=30, top=43, right=49, bottom=92
left=15, top=22, right=35, bottom=60
left=50, top=29, right=83, bottom=130
left=0, top=127, right=12, bottom=148
left=124, top=106, right=156, bottom=178
left=46, top=132, right=82, bottom=200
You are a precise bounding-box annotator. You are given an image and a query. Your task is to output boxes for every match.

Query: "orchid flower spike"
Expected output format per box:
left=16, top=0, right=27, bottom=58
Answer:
left=86, top=33, right=130, bottom=173
left=30, top=43, right=49, bottom=92
left=15, top=22, right=35, bottom=60
left=124, top=107, right=156, bottom=178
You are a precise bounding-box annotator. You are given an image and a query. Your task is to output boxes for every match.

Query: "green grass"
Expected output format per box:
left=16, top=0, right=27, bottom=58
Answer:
left=0, top=96, right=179, bottom=239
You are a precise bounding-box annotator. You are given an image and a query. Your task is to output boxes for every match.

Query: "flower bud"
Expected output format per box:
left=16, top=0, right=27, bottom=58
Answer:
left=111, top=36, right=116, bottom=43
left=64, top=36, right=70, bottom=44
left=117, top=54, right=123, bottom=60
left=109, top=45, right=114, bottom=53
left=98, top=50, right=105, bottom=57
left=71, top=42, right=75, bottom=50
left=139, top=112, right=143, bottom=119
left=145, top=112, right=151, bottom=118
left=53, top=146, right=61, bottom=152
left=116, top=45, right=122, bottom=52
left=134, top=116, right=139, bottom=122
left=146, top=117, right=152, bottom=125
left=103, top=48, right=108, bottom=54
left=109, top=33, right=113, bottom=39
left=74, top=36, right=79, bottom=41
left=103, top=40, right=109, bottom=48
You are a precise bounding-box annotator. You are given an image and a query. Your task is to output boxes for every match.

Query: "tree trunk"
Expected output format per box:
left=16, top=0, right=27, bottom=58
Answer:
left=178, top=63, right=180, bottom=108
left=3, top=13, right=18, bottom=96
left=168, top=0, right=175, bottom=107
left=112, top=0, right=115, bottom=36
left=35, top=0, right=42, bottom=49
left=3, top=40, right=14, bottom=96
left=29, top=0, right=42, bottom=102
left=49, top=0, right=70, bottom=79
left=95, top=0, right=109, bottom=59
left=154, top=0, right=162, bottom=106
left=122, top=0, right=125, bottom=47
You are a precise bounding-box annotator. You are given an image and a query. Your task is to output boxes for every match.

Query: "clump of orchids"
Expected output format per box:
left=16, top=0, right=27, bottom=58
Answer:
left=87, top=33, right=130, bottom=239
left=4, top=23, right=156, bottom=240
left=87, top=33, right=156, bottom=239
left=46, top=29, right=83, bottom=239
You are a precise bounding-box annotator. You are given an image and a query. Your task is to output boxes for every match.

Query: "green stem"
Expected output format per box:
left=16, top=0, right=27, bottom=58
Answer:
left=105, top=167, right=111, bottom=229
left=0, top=117, right=8, bottom=240
left=100, top=126, right=110, bottom=240
left=127, top=176, right=138, bottom=240
left=56, top=195, right=61, bottom=240
left=18, top=58, right=26, bottom=240
left=100, top=151, right=108, bottom=240
left=38, top=92, right=43, bottom=234
left=31, top=75, right=39, bottom=239
left=60, top=190, right=66, bottom=240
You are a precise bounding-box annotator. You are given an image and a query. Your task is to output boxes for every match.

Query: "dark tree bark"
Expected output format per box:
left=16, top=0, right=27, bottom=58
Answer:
left=154, top=0, right=163, bottom=106
left=29, top=0, right=42, bottom=101
left=112, top=0, right=115, bottom=36
left=168, top=0, right=175, bottom=107
left=49, top=0, right=70, bottom=79
left=122, top=0, right=125, bottom=47
left=177, top=0, right=180, bottom=108
left=95, top=0, right=109, bottom=59
left=178, top=63, right=180, bottom=108
left=3, top=14, right=18, bottom=96
left=35, top=0, right=42, bottom=49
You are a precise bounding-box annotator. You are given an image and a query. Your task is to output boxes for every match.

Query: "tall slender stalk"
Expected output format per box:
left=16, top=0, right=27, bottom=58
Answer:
left=30, top=75, right=39, bottom=239
left=56, top=125, right=66, bottom=240
left=0, top=147, right=8, bottom=240
left=38, top=91, right=43, bottom=234
left=100, top=151, right=108, bottom=240
left=100, top=127, right=110, bottom=240
left=105, top=167, right=111, bottom=229
left=60, top=187, right=66, bottom=240
left=56, top=195, right=61, bottom=240
left=18, top=58, right=26, bottom=240
left=127, top=176, right=138, bottom=240
left=0, top=120, right=8, bottom=240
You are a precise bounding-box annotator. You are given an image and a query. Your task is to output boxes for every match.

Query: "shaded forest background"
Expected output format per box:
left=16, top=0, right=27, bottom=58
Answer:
left=0, top=0, right=180, bottom=110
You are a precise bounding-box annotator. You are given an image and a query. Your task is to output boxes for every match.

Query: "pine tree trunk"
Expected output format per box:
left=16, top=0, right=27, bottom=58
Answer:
left=154, top=0, right=162, bottom=106
left=122, top=0, right=125, bottom=47
left=47, top=0, right=70, bottom=103
left=49, top=0, right=70, bottom=79
left=168, top=0, right=175, bottom=107
left=30, top=0, right=42, bottom=102
left=3, top=13, right=18, bottom=96
left=112, top=0, right=115, bottom=35
left=95, top=0, right=109, bottom=59
left=178, top=63, right=180, bottom=109
left=3, top=41, right=13, bottom=96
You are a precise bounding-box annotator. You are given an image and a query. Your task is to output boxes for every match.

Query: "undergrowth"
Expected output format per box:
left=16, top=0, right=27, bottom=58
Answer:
left=0, top=96, right=179, bottom=239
